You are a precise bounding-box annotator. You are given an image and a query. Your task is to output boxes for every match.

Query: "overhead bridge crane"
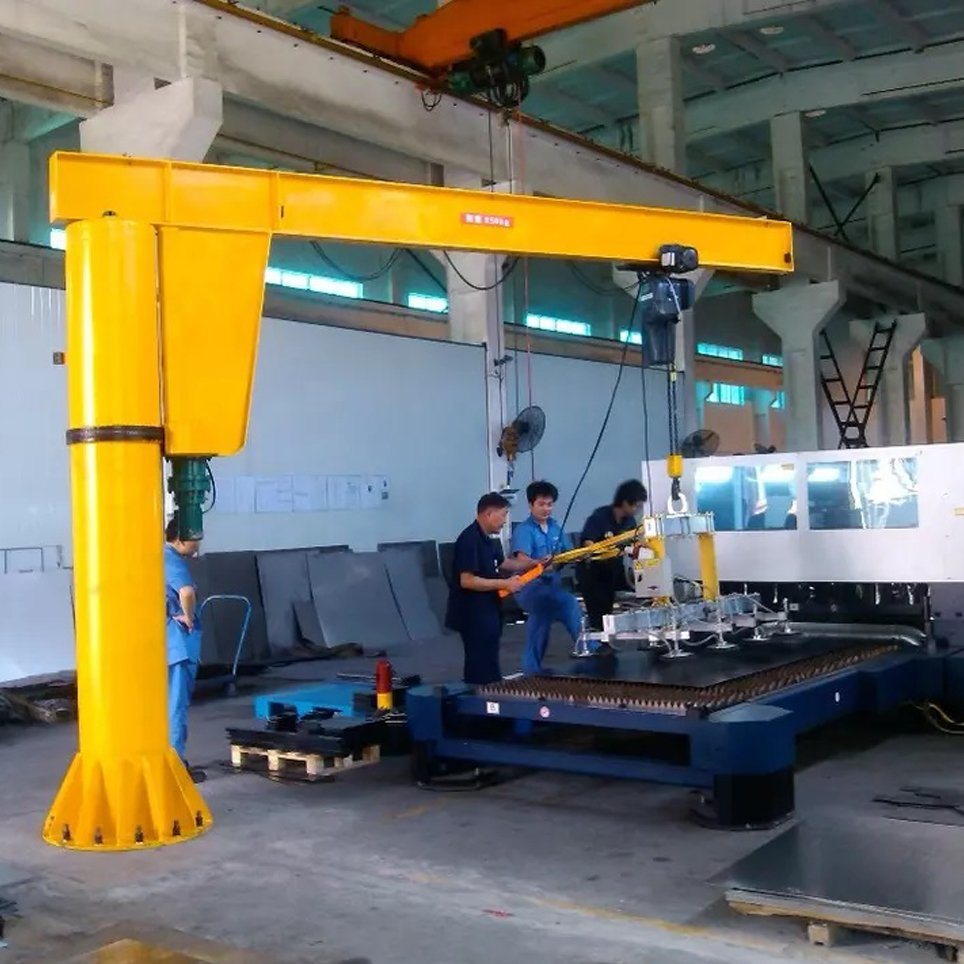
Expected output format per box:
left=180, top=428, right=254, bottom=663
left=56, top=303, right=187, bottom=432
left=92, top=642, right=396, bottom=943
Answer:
left=43, top=150, right=793, bottom=850
left=330, top=0, right=653, bottom=105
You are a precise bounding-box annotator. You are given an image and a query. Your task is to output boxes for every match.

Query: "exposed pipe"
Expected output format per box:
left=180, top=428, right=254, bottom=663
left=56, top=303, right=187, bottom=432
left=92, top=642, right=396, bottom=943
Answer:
left=777, top=621, right=927, bottom=648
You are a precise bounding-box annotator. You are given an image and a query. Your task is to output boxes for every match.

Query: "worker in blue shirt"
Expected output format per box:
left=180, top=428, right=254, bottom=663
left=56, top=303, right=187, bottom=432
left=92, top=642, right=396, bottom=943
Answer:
left=164, top=514, right=205, bottom=781
left=445, top=492, right=530, bottom=684
left=511, top=480, right=583, bottom=674
left=577, top=479, right=647, bottom=630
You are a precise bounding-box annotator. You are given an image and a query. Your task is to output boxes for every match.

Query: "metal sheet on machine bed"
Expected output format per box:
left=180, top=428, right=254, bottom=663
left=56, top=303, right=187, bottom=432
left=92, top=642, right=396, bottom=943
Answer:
left=482, top=637, right=899, bottom=711
left=559, top=636, right=894, bottom=688
left=722, top=817, right=964, bottom=935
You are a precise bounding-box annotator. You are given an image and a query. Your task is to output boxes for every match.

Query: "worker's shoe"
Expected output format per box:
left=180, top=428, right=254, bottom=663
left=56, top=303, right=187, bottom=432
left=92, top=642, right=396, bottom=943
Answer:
left=182, top=759, right=207, bottom=784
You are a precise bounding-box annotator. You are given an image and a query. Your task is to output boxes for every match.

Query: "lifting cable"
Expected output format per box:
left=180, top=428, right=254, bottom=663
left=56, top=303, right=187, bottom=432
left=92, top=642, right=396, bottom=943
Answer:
left=558, top=280, right=643, bottom=534
left=507, top=107, right=537, bottom=477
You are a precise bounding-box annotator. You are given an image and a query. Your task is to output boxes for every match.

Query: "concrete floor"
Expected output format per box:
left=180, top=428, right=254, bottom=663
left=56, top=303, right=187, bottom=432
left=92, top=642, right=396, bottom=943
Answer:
left=0, top=626, right=958, bottom=963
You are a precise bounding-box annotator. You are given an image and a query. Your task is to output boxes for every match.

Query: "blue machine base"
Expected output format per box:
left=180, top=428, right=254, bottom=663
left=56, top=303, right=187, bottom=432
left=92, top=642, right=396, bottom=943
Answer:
left=407, top=652, right=944, bottom=827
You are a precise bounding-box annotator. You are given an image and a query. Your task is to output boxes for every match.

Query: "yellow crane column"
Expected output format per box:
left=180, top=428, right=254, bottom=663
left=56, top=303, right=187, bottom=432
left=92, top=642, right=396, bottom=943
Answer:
left=43, top=217, right=211, bottom=850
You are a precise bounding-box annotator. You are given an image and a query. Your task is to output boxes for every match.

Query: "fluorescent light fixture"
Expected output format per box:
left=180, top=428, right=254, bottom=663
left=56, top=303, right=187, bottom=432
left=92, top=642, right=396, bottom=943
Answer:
left=619, top=330, right=643, bottom=345
left=759, top=24, right=784, bottom=35
left=692, top=42, right=716, bottom=55
left=525, top=313, right=591, bottom=337
left=265, top=265, right=363, bottom=299
left=280, top=270, right=310, bottom=291
left=49, top=228, right=66, bottom=250
left=805, top=108, right=827, bottom=118
left=308, top=275, right=362, bottom=298
left=408, top=292, right=448, bottom=313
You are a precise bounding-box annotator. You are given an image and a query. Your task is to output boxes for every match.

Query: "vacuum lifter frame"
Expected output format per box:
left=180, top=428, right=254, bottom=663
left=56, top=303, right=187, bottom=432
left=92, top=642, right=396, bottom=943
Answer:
left=45, top=151, right=793, bottom=851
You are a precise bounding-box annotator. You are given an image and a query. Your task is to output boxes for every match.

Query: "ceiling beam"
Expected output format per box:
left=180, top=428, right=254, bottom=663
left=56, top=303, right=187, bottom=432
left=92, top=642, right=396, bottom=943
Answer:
left=536, top=0, right=852, bottom=82
left=799, top=14, right=856, bottom=61
left=866, top=0, right=928, bottom=52
left=535, top=87, right=615, bottom=128
left=687, top=144, right=725, bottom=176
left=723, top=29, right=789, bottom=74
left=1, top=0, right=961, bottom=324
left=681, top=53, right=726, bottom=93
left=687, top=40, right=964, bottom=140
left=704, top=119, right=964, bottom=196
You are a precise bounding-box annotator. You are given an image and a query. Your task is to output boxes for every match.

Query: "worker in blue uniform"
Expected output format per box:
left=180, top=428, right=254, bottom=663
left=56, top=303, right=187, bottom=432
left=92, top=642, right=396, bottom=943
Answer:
left=445, top=492, right=530, bottom=684
left=511, top=480, right=583, bottom=674
left=577, top=479, right=647, bottom=630
left=164, top=514, right=205, bottom=782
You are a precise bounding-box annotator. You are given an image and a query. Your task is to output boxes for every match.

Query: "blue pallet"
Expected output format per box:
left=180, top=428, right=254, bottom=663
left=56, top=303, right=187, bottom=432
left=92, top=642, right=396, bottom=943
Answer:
left=253, top=681, right=374, bottom=720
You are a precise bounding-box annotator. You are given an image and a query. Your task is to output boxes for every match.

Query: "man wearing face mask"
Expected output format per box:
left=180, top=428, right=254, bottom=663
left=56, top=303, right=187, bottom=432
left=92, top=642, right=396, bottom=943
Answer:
left=164, top=513, right=205, bottom=781
left=577, top=480, right=648, bottom=630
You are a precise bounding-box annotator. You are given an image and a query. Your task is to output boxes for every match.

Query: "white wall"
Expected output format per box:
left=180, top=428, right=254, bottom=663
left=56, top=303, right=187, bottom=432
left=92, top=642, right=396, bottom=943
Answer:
left=0, top=283, right=70, bottom=554
left=206, top=317, right=489, bottom=550
left=0, top=284, right=490, bottom=555
left=0, top=280, right=671, bottom=555
left=509, top=351, right=670, bottom=532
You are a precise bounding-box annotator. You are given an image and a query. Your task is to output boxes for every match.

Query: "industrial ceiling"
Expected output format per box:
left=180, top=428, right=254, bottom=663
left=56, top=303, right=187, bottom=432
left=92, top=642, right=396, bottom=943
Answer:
left=257, top=0, right=964, bottom=281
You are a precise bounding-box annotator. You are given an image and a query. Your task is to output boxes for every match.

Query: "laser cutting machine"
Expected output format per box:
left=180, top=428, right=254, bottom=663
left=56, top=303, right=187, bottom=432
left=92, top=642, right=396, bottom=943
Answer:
left=407, top=447, right=951, bottom=828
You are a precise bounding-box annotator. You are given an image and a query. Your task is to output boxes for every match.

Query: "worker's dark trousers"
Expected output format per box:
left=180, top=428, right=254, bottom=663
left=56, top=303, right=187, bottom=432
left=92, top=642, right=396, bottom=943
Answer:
left=459, top=610, right=503, bottom=685
left=577, top=564, right=616, bottom=631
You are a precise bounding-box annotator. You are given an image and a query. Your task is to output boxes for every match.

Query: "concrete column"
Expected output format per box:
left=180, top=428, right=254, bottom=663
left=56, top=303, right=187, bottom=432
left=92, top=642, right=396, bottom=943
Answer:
left=922, top=335, right=964, bottom=442
left=694, top=380, right=713, bottom=435
left=908, top=348, right=932, bottom=444
left=676, top=269, right=714, bottom=439
left=752, top=388, right=778, bottom=449
left=864, top=166, right=898, bottom=261
left=850, top=313, right=925, bottom=446
left=752, top=280, right=843, bottom=452
left=444, top=169, right=508, bottom=492
left=636, top=36, right=685, bottom=174
left=80, top=75, right=223, bottom=161
left=935, top=203, right=963, bottom=288
left=0, top=138, right=30, bottom=243
left=770, top=112, right=808, bottom=224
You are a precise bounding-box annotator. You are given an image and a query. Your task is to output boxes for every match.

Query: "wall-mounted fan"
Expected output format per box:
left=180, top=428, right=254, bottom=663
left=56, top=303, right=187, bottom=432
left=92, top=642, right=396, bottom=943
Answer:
left=498, top=405, right=546, bottom=483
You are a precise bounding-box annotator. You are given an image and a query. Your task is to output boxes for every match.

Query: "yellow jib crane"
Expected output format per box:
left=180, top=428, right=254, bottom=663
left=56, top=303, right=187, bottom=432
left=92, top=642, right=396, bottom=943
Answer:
left=45, top=151, right=793, bottom=850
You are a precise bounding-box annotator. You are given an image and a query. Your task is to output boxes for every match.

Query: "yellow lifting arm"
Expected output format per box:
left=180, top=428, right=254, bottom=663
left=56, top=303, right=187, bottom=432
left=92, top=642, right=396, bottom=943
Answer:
left=44, top=150, right=791, bottom=855
left=50, top=152, right=793, bottom=273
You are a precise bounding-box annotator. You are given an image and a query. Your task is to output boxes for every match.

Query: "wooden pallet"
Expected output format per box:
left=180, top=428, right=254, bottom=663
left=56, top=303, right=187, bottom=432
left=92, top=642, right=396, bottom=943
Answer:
left=727, top=888, right=964, bottom=961
left=230, top=743, right=380, bottom=782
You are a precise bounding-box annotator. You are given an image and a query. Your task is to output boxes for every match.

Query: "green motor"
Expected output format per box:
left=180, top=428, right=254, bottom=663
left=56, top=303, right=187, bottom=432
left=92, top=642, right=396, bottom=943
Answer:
left=168, top=457, right=212, bottom=541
